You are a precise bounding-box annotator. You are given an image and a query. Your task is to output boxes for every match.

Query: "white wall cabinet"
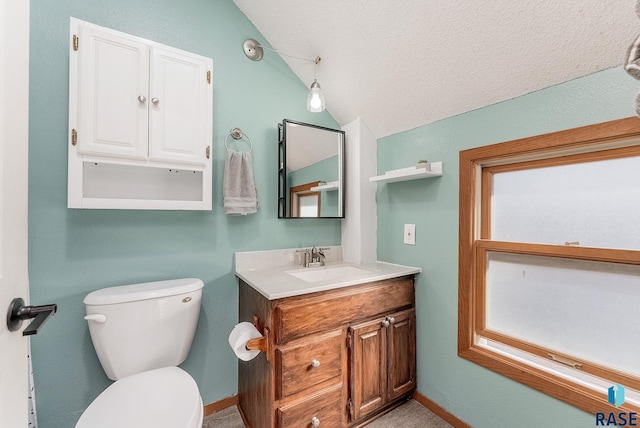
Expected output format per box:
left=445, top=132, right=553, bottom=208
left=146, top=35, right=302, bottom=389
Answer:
left=68, top=18, right=213, bottom=210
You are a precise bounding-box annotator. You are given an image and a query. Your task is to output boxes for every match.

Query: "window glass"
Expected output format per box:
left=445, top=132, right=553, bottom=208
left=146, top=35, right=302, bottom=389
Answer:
left=491, top=156, right=640, bottom=250
left=299, top=194, right=319, bottom=217
left=485, top=251, right=640, bottom=376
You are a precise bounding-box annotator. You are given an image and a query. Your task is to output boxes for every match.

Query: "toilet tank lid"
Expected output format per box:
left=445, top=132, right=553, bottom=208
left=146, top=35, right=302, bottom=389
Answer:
left=84, top=278, right=204, bottom=305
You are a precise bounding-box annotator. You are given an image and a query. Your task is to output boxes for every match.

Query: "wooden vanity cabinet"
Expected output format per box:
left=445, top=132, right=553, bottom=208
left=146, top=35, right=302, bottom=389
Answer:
left=237, top=275, right=416, bottom=428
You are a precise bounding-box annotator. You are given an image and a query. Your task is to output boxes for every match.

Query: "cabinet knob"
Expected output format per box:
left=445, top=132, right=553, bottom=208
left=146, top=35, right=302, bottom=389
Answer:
left=311, top=359, right=320, bottom=368
left=311, top=416, right=320, bottom=427
left=387, top=316, right=395, bottom=325
left=137, top=95, right=146, bottom=104
left=382, top=319, right=390, bottom=327
left=151, top=97, right=160, bottom=105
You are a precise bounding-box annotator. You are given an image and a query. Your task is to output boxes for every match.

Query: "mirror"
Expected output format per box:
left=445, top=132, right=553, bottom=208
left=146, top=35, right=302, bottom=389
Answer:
left=278, top=119, right=345, bottom=218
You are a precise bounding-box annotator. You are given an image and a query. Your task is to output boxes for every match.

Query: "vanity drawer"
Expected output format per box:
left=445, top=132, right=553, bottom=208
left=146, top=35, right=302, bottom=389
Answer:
left=276, top=329, right=343, bottom=398
left=277, top=383, right=343, bottom=428
left=275, top=277, right=414, bottom=343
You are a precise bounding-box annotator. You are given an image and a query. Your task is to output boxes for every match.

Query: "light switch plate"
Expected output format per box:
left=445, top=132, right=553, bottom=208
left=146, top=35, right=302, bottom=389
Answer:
left=404, top=224, right=416, bottom=245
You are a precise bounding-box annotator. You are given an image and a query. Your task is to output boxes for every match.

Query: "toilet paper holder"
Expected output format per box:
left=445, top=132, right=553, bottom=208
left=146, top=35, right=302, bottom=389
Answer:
left=245, top=315, right=271, bottom=361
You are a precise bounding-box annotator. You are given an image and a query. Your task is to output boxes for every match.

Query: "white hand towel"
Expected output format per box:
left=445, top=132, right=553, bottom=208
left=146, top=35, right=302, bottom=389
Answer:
left=223, top=151, right=258, bottom=215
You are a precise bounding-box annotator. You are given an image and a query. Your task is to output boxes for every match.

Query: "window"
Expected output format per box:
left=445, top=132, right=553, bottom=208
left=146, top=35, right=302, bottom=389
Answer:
left=289, top=181, right=321, bottom=217
left=459, top=117, right=640, bottom=414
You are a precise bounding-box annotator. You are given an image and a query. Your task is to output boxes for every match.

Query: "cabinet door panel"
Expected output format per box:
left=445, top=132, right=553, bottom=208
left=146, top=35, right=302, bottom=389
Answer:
left=276, top=329, right=343, bottom=399
left=78, top=25, right=149, bottom=160
left=387, top=309, right=416, bottom=401
left=149, top=47, right=209, bottom=166
left=277, top=382, right=342, bottom=428
left=350, top=318, right=387, bottom=421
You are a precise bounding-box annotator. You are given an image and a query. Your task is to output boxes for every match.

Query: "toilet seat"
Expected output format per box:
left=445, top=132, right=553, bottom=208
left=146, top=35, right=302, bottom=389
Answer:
left=75, top=366, right=203, bottom=428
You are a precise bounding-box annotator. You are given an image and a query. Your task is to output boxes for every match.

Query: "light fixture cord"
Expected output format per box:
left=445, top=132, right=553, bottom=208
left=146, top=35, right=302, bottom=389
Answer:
left=313, top=56, right=318, bottom=81
left=257, top=44, right=320, bottom=64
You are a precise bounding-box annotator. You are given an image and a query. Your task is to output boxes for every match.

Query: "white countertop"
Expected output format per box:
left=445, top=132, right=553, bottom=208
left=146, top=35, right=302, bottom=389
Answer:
left=235, top=257, right=421, bottom=300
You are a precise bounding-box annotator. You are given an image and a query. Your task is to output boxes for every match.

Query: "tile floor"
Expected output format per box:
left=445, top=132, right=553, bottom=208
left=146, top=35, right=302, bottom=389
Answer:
left=202, top=399, right=452, bottom=427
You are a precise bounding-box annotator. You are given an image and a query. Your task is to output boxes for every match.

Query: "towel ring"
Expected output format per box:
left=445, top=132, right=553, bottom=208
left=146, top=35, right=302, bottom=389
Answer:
left=225, top=127, right=253, bottom=153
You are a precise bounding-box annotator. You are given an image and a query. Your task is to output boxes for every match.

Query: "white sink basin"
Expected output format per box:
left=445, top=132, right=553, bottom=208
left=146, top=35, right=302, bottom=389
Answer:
left=286, top=265, right=372, bottom=283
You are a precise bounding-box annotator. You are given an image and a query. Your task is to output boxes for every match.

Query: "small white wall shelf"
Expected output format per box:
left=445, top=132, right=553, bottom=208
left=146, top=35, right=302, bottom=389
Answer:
left=369, top=161, right=443, bottom=184
left=310, top=181, right=340, bottom=191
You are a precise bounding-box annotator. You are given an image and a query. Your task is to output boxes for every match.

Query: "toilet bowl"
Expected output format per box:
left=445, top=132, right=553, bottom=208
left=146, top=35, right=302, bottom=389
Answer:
left=76, top=367, right=203, bottom=428
left=76, top=278, right=204, bottom=428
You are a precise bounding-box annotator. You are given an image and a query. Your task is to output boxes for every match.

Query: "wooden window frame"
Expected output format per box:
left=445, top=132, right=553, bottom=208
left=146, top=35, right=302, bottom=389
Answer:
left=289, top=181, right=321, bottom=217
left=458, top=117, right=640, bottom=414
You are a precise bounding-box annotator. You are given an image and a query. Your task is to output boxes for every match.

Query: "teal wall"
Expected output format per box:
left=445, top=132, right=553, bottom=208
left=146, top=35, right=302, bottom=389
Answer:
left=28, top=1, right=340, bottom=427
left=376, top=67, right=639, bottom=427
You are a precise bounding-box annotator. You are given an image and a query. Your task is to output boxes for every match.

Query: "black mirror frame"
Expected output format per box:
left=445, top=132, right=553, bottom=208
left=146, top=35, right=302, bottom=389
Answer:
left=278, top=119, right=345, bottom=219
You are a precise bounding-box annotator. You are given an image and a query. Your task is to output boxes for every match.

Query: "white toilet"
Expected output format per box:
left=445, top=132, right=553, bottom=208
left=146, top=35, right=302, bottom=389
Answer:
left=76, top=278, right=205, bottom=428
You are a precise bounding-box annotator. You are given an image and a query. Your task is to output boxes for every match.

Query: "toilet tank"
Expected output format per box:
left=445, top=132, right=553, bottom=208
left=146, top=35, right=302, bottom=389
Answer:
left=84, top=278, right=204, bottom=381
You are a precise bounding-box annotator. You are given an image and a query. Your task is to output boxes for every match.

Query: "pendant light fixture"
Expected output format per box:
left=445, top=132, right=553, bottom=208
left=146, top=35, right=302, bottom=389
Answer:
left=243, top=39, right=326, bottom=113
left=306, top=57, right=325, bottom=112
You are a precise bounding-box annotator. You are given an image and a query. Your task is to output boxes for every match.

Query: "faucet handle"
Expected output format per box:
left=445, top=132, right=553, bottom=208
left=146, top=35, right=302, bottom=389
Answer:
left=314, top=247, right=328, bottom=265
left=295, top=248, right=310, bottom=266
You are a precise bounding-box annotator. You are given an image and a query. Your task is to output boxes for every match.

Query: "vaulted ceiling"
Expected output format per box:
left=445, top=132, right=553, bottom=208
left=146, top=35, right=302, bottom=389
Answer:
left=234, top=0, right=640, bottom=138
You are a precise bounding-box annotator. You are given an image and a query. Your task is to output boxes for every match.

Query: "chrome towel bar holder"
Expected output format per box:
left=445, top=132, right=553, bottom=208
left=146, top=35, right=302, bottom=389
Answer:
left=225, top=127, right=253, bottom=152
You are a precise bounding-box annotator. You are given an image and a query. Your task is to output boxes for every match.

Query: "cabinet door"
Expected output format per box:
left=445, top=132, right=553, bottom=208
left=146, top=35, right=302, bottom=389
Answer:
left=77, top=25, right=149, bottom=160
left=387, top=309, right=416, bottom=401
left=148, top=47, right=210, bottom=166
left=349, top=318, right=387, bottom=421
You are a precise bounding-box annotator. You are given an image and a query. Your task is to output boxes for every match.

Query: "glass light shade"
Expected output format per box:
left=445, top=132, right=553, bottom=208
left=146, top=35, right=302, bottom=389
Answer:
left=307, top=79, right=325, bottom=112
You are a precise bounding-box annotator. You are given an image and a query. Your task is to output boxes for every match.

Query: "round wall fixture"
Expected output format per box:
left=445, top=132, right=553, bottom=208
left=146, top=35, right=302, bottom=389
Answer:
left=243, top=39, right=263, bottom=61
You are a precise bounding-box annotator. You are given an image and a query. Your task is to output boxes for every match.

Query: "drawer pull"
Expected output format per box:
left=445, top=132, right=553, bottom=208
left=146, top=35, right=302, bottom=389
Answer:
left=311, top=416, right=320, bottom=427
left=311, top=359, right=320, bottom=368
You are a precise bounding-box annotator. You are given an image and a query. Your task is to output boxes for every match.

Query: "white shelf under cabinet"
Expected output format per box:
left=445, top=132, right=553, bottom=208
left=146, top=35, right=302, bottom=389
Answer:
left=310, top=181, right=340, bottom=191
left=369, top=161, right=443, bottom=184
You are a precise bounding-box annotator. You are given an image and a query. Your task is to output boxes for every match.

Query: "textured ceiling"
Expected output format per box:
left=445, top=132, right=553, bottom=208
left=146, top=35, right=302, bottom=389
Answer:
left=234, top=0, right=639, bottom=138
